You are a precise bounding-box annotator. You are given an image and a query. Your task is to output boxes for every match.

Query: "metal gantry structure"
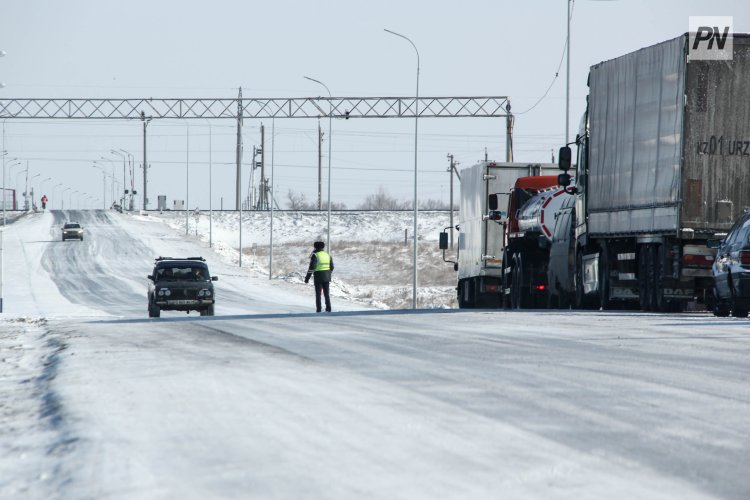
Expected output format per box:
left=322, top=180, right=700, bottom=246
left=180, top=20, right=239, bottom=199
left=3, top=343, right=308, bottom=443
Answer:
left=0, top=95, right=511, bottom=120
left=0, top=94, right=513, bottom=211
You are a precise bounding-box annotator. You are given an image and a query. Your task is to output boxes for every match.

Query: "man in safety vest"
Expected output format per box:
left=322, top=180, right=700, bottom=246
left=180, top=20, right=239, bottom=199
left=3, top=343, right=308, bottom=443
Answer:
left=304, top=241, right=334, bottom=312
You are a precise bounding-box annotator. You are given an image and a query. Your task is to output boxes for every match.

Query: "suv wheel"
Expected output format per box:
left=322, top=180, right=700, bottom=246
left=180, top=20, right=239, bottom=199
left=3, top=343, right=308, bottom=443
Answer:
left=148, top=300, right=161, bottom=318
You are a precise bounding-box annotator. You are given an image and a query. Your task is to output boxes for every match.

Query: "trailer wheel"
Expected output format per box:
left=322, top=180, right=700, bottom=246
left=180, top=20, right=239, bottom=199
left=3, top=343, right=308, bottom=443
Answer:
left=653, top=244, right=679, bottom=312
left=599, top=245, right=613, bottom=310
left=574, top=251, right=598, bottom=309
left=457, top=281, right=467, bottom=308
left=638, top=245, right=655, bottom=311
left=457, top=280, right=473, bottom=309
left=500, top=249, right=511, bottom=309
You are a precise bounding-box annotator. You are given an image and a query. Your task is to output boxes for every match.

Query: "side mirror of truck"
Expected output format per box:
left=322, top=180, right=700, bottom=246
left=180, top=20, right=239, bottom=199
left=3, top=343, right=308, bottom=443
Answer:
left=439, top=232, right=449, bottom=250
left=558, top=146, right=572, bottom=171
left=558, top=172, right=572, bottom=187
left=147, top=274, right=154, bottom=281
left=488, top=193, right=498, bottom=211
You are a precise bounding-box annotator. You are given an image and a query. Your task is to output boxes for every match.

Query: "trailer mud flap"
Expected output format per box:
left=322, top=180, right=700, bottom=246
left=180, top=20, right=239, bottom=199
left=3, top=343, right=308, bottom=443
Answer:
left=610, top=283, right=639, bottom=300
left=582, top=253, right=599, bottom=295
left=663, top=285, right=695, bottom=300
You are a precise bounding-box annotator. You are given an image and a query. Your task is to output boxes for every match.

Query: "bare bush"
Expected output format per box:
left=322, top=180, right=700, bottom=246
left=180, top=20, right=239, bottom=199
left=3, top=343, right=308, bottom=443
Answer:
left=357, top=186, right=410, bottom=210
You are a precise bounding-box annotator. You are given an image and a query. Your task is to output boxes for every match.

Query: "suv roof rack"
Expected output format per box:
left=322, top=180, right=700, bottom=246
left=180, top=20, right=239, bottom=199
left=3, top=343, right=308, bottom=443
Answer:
left=155, top=256, right=206, bottom=262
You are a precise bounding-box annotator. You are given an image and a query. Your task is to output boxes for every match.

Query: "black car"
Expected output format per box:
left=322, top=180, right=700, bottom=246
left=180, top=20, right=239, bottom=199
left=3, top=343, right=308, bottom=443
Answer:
left=708, top=211, right=750, bottom=317
left=147, top=256, right=218, bottom=318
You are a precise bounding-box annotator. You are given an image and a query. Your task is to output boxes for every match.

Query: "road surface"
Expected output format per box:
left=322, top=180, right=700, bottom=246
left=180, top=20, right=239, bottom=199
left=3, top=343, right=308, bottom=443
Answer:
left=1, top=210, right=749, bottom=499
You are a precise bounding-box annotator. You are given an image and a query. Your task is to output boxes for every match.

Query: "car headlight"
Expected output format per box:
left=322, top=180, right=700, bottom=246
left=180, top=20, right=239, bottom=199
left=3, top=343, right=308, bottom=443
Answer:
left=158, top=289, right=171, bottom=297
left=165, top=289, right=171, bottom=296
left=158, top=290, right=164, bottom=296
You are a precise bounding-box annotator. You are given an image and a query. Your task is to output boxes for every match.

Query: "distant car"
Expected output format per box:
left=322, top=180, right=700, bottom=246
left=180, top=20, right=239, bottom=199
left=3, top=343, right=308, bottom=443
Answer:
left=708, top=211, right=750, bottom=317
left=147, top=256, right=218, bottom=318
left=62, top=222, right=84, bottom=241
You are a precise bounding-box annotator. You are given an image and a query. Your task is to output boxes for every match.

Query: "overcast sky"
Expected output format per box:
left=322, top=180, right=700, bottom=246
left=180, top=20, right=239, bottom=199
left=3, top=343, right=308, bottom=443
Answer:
left=1, top=0, right=747, bottom=210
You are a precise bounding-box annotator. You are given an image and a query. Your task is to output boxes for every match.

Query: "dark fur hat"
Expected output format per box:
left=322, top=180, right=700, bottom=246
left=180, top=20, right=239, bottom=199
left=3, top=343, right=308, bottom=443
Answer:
left=314, top=241, right=325, bottom=250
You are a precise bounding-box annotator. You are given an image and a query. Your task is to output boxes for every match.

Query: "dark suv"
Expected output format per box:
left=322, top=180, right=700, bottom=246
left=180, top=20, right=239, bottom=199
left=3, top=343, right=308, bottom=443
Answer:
left=147, top=257, right=218, bottom=318
left=708, top=211, right=750, bottom=317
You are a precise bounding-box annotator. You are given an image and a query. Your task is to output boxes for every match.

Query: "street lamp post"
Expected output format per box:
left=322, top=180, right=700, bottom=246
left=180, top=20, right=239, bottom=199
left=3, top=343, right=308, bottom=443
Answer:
left=203, top=120, right=213, bottom=248
left=3, top=156, right=20, bottom=223
left=385, top=28, right=420, bottom=310
left=52, top=183, right=63, bottom=209
left=566, top=0, right=571, bottom=144
left=92, top=165, right=106, bottom=209
left=69, top=190, right=78, bottom=210
left=61, top=187, right=70, bottom=210
left=117, top=149, right=134, bottom=210
left=304, top=76, right=333, bottom=253
left=185, top=122, right=190, bottom=235
left=111, top=150, right=127, bottom=208
left=99, top=157, right=116, bottom=207
left=27, top=172, right=40, bottom=210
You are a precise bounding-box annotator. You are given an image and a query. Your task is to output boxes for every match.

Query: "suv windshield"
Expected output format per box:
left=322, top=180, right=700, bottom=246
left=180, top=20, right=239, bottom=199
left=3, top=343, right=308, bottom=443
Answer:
left=64, top=223, right=80, bottom=229
left=156, top=266, right=208, bottom=281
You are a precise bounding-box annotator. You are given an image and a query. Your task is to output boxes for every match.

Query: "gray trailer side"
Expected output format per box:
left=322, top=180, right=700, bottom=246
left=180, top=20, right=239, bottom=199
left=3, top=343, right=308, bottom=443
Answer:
left=566, top=33, right=750, bottom=311
left=587, top=33, right=750, bottom=237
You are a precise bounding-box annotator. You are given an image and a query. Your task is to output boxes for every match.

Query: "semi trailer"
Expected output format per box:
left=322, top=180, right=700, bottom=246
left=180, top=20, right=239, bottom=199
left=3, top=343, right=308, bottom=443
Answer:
left=555, top=33, right=750, bottom=311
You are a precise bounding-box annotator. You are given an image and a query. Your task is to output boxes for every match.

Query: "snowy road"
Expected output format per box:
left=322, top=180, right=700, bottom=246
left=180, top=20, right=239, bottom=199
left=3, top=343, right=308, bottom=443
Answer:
left=2, top=210, right=749, bottom=499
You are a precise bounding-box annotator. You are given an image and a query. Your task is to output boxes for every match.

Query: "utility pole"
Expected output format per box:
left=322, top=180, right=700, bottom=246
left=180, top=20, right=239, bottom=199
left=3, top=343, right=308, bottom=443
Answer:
left=141, top=111, right=150, bottom=211
left=259, top=124, right=266, bottom=210
left=447, top=154, right=456, bottom=249
left=317, top=120, right=322, bottom=210
left=254, top=124, right=268, bottom=210
left=235, top=87, right=243, bottom=210
left=505, top=101, right=513, bottom=162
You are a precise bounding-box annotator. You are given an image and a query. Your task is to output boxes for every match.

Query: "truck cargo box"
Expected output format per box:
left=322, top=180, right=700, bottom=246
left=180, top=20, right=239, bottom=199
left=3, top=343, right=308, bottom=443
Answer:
left=586, top=33, right=750, bottom=236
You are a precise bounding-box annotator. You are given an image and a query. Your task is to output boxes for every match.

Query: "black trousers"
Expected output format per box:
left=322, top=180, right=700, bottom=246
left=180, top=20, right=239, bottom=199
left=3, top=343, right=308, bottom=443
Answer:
left=315, top=279, right=331, bottom=312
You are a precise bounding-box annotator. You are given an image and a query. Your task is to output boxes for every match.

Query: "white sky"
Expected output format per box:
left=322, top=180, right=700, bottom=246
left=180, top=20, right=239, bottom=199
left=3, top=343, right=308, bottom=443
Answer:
left=1, top=0, right=748, bottom=209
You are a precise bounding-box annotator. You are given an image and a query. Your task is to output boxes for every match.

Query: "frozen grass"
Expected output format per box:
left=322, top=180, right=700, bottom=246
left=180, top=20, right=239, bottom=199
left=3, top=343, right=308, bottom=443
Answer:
left=246, top=239, right=459, bottom=310
left=158, top=210, right=461, bottom=310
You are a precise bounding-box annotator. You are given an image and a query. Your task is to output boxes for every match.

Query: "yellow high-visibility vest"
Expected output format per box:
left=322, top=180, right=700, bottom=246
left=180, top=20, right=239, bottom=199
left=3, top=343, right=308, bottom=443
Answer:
left=314, top=251, right=331, bottom=271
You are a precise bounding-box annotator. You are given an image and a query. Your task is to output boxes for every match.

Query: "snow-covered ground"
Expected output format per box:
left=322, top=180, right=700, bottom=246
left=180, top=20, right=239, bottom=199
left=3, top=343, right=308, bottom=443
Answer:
left=151, top=209, right=459, bottom=310
left=1, top=209, right=749, bottom=500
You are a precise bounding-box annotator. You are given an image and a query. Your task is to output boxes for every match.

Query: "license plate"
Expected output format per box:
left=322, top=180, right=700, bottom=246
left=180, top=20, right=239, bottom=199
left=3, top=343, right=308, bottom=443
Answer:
left=168, top=300, right=198, bottom=305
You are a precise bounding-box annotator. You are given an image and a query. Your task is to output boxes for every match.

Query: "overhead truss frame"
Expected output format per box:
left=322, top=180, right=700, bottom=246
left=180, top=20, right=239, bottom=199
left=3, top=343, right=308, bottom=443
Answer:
left=0, top=96, right=511, bottom=120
